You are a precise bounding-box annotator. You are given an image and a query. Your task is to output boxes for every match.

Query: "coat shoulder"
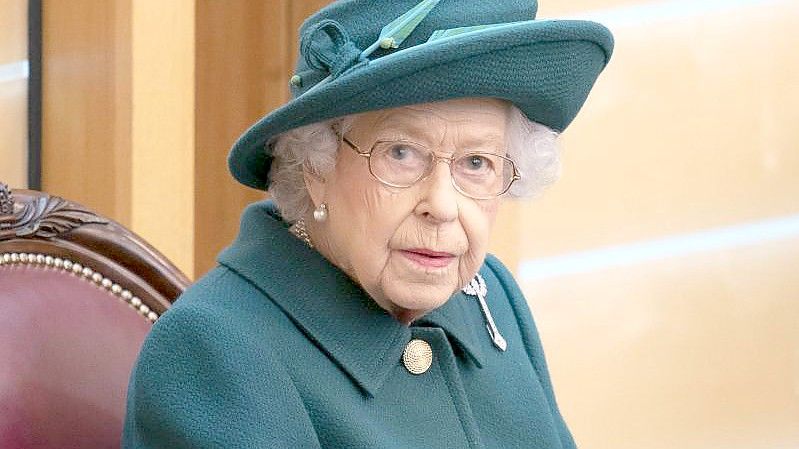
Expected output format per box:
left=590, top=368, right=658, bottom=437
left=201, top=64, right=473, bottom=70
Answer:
left=123, top=266, right=322, bottom=448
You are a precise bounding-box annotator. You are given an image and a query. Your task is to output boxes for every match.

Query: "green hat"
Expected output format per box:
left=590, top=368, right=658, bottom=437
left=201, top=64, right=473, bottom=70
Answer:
left=229, top=0, right=614, bottom=190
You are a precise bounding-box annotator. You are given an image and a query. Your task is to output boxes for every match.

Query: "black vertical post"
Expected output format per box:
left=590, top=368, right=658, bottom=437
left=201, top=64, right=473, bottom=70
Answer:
left=27, top=0, right=42, bottom=190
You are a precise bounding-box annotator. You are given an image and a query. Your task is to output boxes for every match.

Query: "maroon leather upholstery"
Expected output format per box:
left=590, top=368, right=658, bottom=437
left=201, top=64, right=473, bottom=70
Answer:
left=0, top=264, right=152, bottom=448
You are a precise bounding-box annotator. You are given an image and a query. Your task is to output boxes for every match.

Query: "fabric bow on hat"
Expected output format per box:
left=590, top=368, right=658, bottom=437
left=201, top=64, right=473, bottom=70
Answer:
left=292, top=0, right=442, bottom=97
left=301, top=20, right=366, bottom=79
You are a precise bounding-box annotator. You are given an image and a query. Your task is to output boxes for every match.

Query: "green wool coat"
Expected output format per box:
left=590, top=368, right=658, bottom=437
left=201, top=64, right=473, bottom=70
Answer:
left=122, top=201, right=577, bottom=449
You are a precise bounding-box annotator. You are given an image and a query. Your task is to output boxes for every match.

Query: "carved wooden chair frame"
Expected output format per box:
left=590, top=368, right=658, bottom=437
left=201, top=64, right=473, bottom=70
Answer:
left=0, top=183, right=190, bottom=321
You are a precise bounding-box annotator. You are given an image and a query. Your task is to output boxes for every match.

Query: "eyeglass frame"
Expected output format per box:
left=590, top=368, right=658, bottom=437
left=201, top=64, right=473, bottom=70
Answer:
left=340, top=135, right=522, bottom=200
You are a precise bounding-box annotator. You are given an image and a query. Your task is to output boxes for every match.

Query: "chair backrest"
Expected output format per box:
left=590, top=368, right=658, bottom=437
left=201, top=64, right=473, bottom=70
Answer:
left=0, top=183, right=190, bottom=448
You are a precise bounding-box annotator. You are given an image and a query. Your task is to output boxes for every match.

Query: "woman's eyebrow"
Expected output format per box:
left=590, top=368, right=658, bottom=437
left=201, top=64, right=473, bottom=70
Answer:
left=372, top=113, right=504, bottom=148
left=459, top=133, right=504, bottom=148
left=372, top=113, right=438, bottom=142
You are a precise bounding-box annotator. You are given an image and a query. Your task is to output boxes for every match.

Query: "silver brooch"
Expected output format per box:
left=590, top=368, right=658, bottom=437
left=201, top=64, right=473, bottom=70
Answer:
left=462, top=274, right=507, bottom=351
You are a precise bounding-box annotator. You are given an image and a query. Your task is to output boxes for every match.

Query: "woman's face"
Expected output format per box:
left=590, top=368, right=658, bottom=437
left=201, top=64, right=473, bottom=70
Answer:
left=306, top=98, right=509, bottom=324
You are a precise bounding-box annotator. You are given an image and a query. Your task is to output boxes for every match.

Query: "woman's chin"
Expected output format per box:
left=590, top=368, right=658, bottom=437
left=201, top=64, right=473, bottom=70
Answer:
left=379, top=282, right=455, bottom=323
left=354, top=252, right=465, bottom=323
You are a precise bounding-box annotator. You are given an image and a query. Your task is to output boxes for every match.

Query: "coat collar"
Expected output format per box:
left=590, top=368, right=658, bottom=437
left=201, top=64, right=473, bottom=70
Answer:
left=217, top=201, right=485, bottom=397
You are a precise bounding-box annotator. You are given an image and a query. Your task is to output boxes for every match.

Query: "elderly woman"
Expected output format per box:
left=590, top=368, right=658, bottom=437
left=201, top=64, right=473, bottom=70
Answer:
left=123, top=0, right=612, bottom=448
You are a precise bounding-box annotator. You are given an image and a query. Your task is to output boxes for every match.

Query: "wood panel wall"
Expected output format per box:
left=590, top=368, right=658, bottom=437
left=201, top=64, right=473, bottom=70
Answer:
left=42, top=0, right=196, bottom=276
left=0, top=0, right=29, bottom=188
left=41, top=0, right=334, bottom=278
left=193, top=0, right=332, bottom=276
left=130, top=1, right=196, bottom=277
left=42, top=0, right=129, bottom=222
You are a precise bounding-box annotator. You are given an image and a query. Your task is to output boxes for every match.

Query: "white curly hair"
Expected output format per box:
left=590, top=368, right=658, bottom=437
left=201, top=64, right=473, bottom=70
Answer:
left=267, top=103, right=561, bottom=223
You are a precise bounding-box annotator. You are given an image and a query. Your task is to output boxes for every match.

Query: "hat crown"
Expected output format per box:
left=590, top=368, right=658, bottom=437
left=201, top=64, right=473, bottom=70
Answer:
left=291, top=0, right=539, bottom=96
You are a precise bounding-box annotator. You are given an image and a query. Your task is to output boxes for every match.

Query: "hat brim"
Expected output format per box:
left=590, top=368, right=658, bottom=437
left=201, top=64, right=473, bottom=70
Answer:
left=230, top=19, right=614, bottom=190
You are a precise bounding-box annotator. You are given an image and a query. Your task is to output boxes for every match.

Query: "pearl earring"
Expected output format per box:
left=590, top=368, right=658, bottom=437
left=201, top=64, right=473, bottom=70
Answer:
left=313, top=203, right=328, bottom=222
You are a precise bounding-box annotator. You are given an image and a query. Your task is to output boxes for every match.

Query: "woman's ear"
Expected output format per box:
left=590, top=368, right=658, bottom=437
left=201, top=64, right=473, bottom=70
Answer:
left=303, top=166, right=327, bottom=208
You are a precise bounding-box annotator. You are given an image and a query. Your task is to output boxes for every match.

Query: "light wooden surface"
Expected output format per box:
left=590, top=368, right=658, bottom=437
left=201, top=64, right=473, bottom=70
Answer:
left=0, top=0, right=28, bottom=188
left=538, top=0, right=666, bottom=17
left=193, top=0, right=289, bottom=276
left=0, top=79, right=28, bottom=188
left=501, top=1, right=799, bottom=448
left=514, top=1, right=799, bottom=258
left=129, top=0, right=196, bottom=278
left=192, top=0, right=333, bottom=276
left=0, top=0, right=26, bottom=63
left=38, top=0, right=334, bottom=277
left=42, top=0, right=196, bottom=276
left=41, top=0, right=130, bottom=223
left=528, top=238, right=799, bottom=449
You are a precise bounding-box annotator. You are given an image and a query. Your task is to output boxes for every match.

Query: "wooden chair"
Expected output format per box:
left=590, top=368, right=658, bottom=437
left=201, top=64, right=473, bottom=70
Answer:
left=0, top=182, right=190, bottom=448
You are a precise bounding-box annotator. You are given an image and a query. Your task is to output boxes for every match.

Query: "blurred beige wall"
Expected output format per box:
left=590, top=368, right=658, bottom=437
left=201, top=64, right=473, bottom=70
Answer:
left=496, top=0, right=799, bottom=448
left=4, top=1, right=797, bottom=447
left=0, top=0, right=28, bottom=188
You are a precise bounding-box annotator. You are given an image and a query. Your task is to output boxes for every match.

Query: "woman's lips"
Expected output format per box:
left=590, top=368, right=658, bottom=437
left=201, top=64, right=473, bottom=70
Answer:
left=399, top=249, right=456, bottom=269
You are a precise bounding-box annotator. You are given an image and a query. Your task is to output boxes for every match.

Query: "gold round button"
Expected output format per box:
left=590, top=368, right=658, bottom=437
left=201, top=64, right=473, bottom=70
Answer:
left=402, top=339, right=433, bottom=375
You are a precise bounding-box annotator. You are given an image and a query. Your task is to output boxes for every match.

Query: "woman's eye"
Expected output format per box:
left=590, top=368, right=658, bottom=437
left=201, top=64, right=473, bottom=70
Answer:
left=464, top=155, right=492, bottom=172
left=389, top=145, right=412, bottom=160
left=383, top=144, right=426, bottom=168
left=468, top=156, right=485, bottom=169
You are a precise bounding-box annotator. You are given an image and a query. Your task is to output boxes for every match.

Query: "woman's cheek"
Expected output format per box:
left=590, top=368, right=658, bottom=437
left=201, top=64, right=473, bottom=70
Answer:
left=350, top=189, right=406, bottom=283
left=458, top=248, right=484, bottom=288
left=458, top=201, right=499, bottom=284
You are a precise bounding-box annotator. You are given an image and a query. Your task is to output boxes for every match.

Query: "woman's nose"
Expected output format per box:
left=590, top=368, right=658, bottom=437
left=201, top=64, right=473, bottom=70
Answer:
left=414, top=162, right=459, bottom=223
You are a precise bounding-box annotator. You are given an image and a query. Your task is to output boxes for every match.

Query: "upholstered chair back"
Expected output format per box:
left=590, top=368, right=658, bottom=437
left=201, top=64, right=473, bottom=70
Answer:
left=0, top=183, right=189, bottom=448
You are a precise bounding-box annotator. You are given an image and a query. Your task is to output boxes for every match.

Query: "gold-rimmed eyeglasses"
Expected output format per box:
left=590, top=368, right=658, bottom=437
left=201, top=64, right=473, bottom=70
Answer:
left=341, top=136, right=521, bottom=200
